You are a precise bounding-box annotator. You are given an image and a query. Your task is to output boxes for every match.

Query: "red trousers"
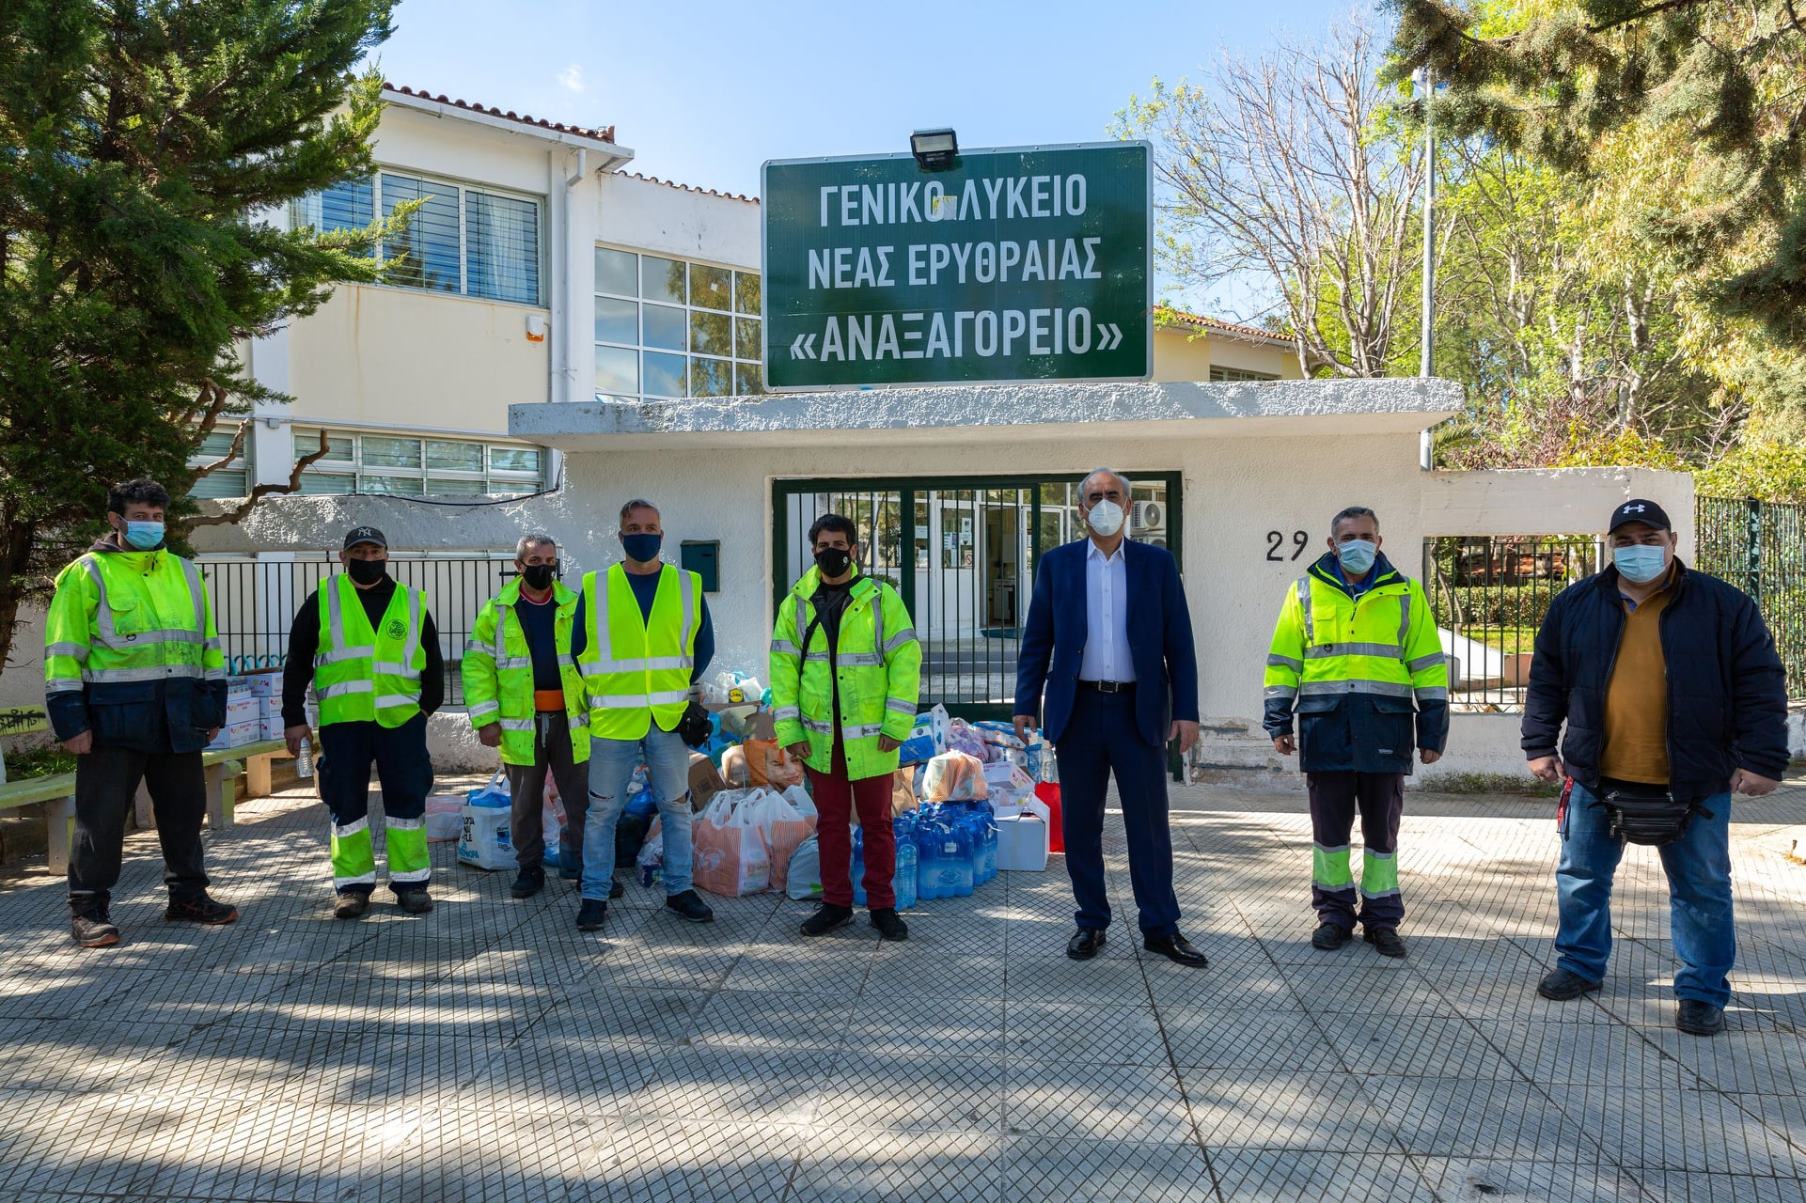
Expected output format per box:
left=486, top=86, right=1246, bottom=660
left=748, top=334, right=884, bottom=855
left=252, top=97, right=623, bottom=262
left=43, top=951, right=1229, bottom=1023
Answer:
left=807, top=740, right=896, bottom=909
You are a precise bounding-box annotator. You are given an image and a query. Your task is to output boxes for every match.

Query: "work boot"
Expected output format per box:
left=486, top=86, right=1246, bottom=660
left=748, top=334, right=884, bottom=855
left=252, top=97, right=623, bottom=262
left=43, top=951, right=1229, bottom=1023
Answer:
left=665, top=889, right=714, bottom=924
left=70, top=911, right=120, bottom=948
left=511, top=866, right=545, bottom=899
left=1537, top=967, right=1602, bottom=1001
left=1364, top=927, right=1406, bottom=958
left=576, top=898, right=608, bottom=931
left=333, top=891, right=370, bottom=920
left=395, top=887, right=434, bottom=915
left=1311, top=922, right=1352, bottom=951
left=165, top=893, right=239, bottom=925
left=801, top=903, right=855, bottom=937
left=1676, top=1000, right=1726, bottom=1036
left=869, top=908, right=909, bottom=942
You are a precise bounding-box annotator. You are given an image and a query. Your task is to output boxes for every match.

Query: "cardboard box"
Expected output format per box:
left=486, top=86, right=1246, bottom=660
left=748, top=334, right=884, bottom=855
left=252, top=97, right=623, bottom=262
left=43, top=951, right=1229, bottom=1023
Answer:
left=688, top=751, right=726, bottom=811
left=222, top=719, right=262, bottom=748
left=995, top=795, right=1051, bottom=872
left=260, top=715, right=287, bottom=741
left=224, top=696, right=261, bottom=725
left=258, top=695, right=281, bottom=719
left=242, top=671, right=280, bottom=698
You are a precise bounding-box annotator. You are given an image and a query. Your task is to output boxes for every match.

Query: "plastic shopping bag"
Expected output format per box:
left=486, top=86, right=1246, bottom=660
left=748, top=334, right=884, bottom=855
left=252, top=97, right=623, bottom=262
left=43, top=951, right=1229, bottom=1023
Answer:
left=541, top=778, right=567, bottom=867
left=921, top=751, right=989, bottom=803
left=691, top=791, right=771, bottom=897
left=889, top=769, right=918, bottom=816
left=786, top=835, right=823, bottom=900
left=458, top=770, right=516, bottom=870
left=946, top=718, right=993, bottom=763
left=781, top=784, right=818, bottom=823
left=747, top=788, right=814, bottom=892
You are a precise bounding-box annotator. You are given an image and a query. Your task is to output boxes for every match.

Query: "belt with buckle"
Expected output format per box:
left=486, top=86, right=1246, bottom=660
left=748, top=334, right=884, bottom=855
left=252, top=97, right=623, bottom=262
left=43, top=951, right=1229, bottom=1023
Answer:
left=1078, top=679, right=1135, bottom=694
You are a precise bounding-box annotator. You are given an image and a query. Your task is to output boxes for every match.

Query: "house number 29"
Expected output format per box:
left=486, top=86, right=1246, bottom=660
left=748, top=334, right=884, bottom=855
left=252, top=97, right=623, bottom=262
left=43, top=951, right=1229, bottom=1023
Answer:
left=1266, top=530, right=1309, bottom=561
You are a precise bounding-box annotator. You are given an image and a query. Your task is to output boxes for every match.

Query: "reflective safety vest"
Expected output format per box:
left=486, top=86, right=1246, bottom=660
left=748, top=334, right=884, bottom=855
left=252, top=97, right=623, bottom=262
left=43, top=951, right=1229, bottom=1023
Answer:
left=43, top=549, right=226, bottom=698
left=577, top=564, right=700, bottom=742
left=314, top=575, right=428, bottom=728
left=1263, top=556, right=1449, bottom=774
left=768, top=568, right=922, bottom=782
left=462, top=578, right=590, bottom=766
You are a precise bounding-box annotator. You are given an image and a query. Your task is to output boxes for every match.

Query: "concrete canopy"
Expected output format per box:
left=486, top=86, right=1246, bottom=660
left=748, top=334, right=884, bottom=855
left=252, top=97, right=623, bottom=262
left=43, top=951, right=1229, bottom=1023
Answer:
left=509, top=378, right=1465, bottom=451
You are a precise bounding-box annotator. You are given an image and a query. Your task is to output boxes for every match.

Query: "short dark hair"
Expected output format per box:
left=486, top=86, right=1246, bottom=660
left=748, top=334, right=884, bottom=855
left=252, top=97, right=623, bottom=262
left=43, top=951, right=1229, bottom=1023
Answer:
left=618, top=499, right=658, bottom=525
left=108, top=478, right=171, bottom=516
left=808, top=514, right=859, bottom=547
left=1330, top=506, right=1378, bottom=535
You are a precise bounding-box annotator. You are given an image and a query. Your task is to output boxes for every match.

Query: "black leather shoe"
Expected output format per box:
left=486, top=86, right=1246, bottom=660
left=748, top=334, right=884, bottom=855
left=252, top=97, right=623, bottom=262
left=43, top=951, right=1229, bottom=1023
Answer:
left=1537, top=967, right=1602, bottom=1001
left=1066, top=928, right=1107, bottom=960
left=869, top=908, right=909, bottom=942
left=165, top=893, right=239, bottom=925
left=1144, top=933, right=1209, bottom=968
left=510, top=867, right=545, bottom=899
left=1677, top=999, right=1726, bottom=1036
left=1312, top=922, right=1352, bottom=950
left=665, top=889, right=715, bottom=924
left=576, top=898, right=608, bottom=931
left=1364, top=927, right=1406, bottom=958
left=801, top=903, right=854, bottom=937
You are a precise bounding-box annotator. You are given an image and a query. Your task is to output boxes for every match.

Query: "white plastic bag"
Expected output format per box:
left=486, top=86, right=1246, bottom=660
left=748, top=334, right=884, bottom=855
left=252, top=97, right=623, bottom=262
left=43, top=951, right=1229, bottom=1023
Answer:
left=692, top=789, right=771, bottom=897
left=458, top=770, right=516, bottom=870
left=781, top=784, right=818, bottom=822
left=786, top=835, right=823, bottom=900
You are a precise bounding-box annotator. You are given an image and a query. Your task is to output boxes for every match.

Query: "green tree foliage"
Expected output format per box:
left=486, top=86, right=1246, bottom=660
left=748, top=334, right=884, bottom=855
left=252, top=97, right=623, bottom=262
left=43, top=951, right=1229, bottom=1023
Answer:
left=0, top=0, right=398, bottom=667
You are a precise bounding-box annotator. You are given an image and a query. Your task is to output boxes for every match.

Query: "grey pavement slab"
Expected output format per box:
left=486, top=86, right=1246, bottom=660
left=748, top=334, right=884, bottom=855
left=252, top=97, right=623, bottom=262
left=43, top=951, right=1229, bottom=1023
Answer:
left=0, top=777, right=1801, bottom=1201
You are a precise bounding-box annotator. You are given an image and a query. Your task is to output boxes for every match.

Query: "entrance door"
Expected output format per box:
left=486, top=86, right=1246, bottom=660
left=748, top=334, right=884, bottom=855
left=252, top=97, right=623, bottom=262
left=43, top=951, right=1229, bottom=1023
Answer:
left=774, top=473, right=1181, bottom=719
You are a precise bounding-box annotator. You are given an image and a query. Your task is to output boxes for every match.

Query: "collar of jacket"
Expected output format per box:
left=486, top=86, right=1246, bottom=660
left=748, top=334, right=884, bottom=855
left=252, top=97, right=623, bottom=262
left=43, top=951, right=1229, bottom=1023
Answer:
left=499, top=576, right=577, bottom=609
left=1307, top=550, right=1404, bottom=599
left=1593, top=557, right=1689, bottom=599
left=88, top=536, right=170, bottom=574
left=791, top=565, right=873, bottom=602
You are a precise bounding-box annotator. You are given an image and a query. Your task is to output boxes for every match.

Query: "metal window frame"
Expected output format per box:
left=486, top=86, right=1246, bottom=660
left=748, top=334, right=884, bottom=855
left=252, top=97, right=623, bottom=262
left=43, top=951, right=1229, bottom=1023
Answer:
left=592, top=243, right=763, bottom=403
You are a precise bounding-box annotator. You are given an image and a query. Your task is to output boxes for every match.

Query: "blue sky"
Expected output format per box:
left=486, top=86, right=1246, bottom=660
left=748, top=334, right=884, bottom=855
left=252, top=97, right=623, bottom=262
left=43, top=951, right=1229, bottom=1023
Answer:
left=374, top=0, right=1366, bottom=313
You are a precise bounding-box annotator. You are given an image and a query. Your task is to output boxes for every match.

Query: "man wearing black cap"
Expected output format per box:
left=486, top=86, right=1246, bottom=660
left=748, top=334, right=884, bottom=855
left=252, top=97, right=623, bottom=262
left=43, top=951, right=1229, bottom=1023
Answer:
left=1521, top=499, right=1788, bottom=1035
left=282, top=527, right=445, bottom=918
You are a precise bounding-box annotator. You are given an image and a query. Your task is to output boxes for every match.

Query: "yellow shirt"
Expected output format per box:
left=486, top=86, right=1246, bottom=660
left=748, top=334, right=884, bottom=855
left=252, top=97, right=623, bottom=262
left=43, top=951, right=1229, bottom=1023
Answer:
left=1600, top=581, right=1672, bottom=785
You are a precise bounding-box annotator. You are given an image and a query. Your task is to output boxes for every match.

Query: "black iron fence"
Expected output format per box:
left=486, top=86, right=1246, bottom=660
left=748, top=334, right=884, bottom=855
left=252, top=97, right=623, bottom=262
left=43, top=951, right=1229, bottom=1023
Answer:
left=198, top=555, right=515, bottom=706
left=1422, top=535, right=1604, bottom=711
left=1695, top=497, right=1806, bottom=699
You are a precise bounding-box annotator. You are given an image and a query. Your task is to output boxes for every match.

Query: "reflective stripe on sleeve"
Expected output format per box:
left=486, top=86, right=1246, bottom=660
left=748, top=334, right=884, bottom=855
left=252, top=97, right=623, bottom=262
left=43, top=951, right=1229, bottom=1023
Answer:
left=771, top=705, right=801, bottom=721
left=885, top=697, right=915, bottom=716
left=45, top=642, right=89, bottom=660
left=1407, top=652, right=1447, bottom=672
left=1265, top=653, right=1303, bottom=671
left=467, top=701, right=501, bottom=721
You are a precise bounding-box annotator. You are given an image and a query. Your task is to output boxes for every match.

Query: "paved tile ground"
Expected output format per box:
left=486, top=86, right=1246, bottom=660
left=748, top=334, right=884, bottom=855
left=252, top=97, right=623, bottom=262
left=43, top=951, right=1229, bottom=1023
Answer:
left=1, top=774, right=1803, bottom=1202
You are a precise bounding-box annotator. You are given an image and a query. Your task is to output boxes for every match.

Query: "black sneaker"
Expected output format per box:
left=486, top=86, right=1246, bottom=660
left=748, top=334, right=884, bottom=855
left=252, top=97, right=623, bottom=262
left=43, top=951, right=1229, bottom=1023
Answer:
left=165, top=893, right=240, bottom=925
left=577, top=898, right=608, bottom=931
left=333, top=891, right=370, bottom=920
left=1537, top=967, right=1602, bottom=1001
left=71, top=913, right=120, bottom=948
left=510, top=866, right=545, bottom=899
left=1676, top=999, right=1726, bottom=1036
left=610, top=877, right=625, bottom=900
left=1311, top=922, right=1352, bottom=951
left=869, top=908, right=909, bottom=942
left=1364, top=927, right=1406, bottom=958
left=395, top=888, right=434, bottom=915
left=665, top=889, right=714, bottom=924
left=801, top=903, right=855, bottom=937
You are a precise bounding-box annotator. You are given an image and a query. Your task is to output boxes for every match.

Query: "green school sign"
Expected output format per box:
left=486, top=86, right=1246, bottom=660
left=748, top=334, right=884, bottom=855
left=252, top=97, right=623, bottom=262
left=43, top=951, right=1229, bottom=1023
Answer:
left=761, top=142, right=1152, bottom=390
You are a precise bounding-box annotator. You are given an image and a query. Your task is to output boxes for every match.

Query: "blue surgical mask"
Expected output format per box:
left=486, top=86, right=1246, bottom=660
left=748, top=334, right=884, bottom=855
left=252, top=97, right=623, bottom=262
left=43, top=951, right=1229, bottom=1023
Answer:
left=1614, top=544, right=1668, bottom=584
left=621, top=533, right=662, bottom=563
left=123, top=521, right=165, bottom=550
left=1336, top=539, right=1377, bottom=575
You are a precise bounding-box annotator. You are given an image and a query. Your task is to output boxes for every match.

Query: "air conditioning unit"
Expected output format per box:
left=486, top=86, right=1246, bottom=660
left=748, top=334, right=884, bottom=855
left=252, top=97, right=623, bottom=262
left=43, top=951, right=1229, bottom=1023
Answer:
left=1133, top=501, right=1165, bottom=530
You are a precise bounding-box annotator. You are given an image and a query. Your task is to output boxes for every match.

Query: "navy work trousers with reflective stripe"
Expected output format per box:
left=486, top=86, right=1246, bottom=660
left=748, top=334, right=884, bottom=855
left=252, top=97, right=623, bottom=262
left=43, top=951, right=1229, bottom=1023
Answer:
left=1306, top=771, right=1404, bottom=932
left=318, top=713, right=433, bottom=896
left=1052, top=688, right=1181, bottom=938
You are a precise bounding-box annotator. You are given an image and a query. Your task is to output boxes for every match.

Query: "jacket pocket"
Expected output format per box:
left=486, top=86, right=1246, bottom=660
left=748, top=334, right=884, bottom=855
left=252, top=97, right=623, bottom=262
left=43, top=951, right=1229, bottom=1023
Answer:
left=1296, top=694, right=1351, bottom=768
left=1361, top=695, right=1416, bottom=770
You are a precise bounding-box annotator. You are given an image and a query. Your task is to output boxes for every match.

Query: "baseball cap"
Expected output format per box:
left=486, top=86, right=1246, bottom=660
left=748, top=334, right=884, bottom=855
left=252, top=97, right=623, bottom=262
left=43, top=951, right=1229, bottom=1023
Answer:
left=342, top=526, right=387, bottom=550
left=1608, top=499, right=1671, bottom=533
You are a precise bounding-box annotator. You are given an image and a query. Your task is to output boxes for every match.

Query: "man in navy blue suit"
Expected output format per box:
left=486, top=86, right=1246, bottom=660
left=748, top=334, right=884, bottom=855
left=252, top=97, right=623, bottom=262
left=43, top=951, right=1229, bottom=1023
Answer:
left=1013, top=468, right=1206, bottom=967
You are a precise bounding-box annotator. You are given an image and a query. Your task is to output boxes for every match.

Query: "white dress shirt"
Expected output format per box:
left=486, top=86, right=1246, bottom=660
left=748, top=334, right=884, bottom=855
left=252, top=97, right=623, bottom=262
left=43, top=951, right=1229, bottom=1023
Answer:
left=1079, top=539, right=1135, bottom=683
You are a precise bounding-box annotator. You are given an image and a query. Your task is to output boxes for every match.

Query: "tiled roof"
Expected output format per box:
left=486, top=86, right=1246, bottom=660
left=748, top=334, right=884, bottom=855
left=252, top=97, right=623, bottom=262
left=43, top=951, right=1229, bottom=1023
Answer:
left=382, top=83, right=616, bottom=145
left=1158, top=308, right=1290, bottom=345
left=620, top=172, right=760, bottom=205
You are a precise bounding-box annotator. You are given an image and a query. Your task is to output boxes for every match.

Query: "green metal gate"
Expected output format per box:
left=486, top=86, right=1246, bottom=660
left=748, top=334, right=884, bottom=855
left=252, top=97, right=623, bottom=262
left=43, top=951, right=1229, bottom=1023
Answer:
left=1695, top=496, right=1806, bottom=699
left=772, top=473, right=1182, bottom=719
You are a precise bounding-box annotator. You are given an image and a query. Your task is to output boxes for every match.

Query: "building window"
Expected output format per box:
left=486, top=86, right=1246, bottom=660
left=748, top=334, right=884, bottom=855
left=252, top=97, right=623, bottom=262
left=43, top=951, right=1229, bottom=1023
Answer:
left=593, top=246, right=764, bottom=401
left=1208, top=365, right=1280, bottom=382
left=292, top=172, right=542, bottom=305
left=293, top=428, right=546, bottom=497
left=187, top=427, right=252, bottom=499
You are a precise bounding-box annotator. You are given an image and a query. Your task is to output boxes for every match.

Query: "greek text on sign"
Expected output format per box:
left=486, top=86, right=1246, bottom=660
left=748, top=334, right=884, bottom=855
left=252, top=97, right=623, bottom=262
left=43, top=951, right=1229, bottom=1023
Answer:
left=762, top=142, right=1151, bottom=390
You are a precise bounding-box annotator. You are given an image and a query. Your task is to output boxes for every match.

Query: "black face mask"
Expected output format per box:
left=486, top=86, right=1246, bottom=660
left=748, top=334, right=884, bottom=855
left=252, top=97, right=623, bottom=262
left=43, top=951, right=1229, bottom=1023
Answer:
left=346, top=557, right=388, bottom=586
left=521, top=562, right=558, bottom=590
left=814, top=547, right=853, bottom=579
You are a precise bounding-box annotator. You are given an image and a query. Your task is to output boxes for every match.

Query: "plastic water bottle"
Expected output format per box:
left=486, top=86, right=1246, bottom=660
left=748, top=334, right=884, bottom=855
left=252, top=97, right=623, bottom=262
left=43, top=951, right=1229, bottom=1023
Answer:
left=914, top=815, right=942, bottom=902
left=851, top=825, right=867, bottom=906
left=295, top=737, right=314, bottom=779
left=892, top=814, right=919, bottom=911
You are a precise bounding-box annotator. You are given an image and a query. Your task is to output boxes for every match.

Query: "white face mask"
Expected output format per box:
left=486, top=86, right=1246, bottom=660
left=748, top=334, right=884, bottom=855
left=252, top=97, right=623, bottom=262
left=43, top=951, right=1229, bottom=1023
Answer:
left=1086, top=499, right=1126, bottom=537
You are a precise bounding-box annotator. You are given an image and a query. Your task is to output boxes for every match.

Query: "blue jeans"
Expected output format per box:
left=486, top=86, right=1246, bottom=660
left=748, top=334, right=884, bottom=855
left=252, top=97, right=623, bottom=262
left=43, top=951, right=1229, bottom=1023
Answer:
left=581, top=724, right=695, bottom=901
left=1555, top=781, right=1735, bottom=1006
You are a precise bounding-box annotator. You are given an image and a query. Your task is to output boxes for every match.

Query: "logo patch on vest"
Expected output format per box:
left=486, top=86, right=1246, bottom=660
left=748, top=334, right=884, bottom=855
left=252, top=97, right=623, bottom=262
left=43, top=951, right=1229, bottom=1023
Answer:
left=386, top=619, right=406, bottom=640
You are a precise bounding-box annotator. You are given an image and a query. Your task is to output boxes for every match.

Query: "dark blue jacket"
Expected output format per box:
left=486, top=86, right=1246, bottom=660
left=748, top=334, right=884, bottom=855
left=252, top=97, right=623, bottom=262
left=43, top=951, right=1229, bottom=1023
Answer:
left=1521, top=561, right=1790, bottom=801
left=1013, top=538, right=1199, bottom=748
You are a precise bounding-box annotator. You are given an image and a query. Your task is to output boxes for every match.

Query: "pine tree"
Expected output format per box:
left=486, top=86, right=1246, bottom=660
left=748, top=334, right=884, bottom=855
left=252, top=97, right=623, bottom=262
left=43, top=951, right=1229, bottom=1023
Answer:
left=0, top=0, right=397, bottom=667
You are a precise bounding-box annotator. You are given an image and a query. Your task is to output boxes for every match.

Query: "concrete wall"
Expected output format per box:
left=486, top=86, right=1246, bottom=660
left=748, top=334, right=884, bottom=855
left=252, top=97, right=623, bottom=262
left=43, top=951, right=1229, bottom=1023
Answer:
left=597, top=173, right=760, bottom=267
left=1151, top=327, right=1302, bottom=382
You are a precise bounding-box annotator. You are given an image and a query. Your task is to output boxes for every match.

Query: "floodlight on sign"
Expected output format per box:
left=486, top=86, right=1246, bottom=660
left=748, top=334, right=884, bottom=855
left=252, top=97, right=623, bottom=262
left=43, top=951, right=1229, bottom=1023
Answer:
left=909, top=128, right=958, bottom=171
